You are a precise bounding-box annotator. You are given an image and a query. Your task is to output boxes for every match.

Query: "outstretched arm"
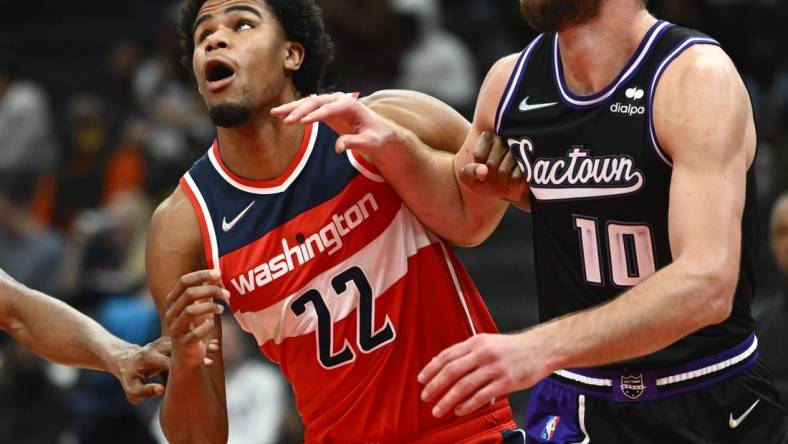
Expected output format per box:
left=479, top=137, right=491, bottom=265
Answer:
left=0, top=268, right=170, bottom=404
left=272, top=56, right=524, bottom=246
left=147, top=188, right=229, bottom=444
left=419, top=45, right=756, bottom=417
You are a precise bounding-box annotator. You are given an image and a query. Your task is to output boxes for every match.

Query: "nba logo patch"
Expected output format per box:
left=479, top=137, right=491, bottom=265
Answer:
left=540, top=415, right=561, bottom=441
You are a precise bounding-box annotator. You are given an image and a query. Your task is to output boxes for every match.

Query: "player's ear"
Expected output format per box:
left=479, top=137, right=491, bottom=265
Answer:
left=284, top=41, right=305, bottom=72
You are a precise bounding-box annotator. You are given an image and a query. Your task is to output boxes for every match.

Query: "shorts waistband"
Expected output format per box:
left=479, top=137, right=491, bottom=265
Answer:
left=549, top=333, right=759, bottom=402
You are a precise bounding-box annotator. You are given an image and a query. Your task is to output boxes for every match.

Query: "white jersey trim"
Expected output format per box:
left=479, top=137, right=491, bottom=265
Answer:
left=553, top=21, right=672, bottom=108
left=647, top=36, right=720, bottom=168
left=495, top=34, right=545, bottom=135
left=347, top=150, right=385, bottom=183
left=183, top=172, right=220, bottom=270
left=438, top=242, right=477, bottom=336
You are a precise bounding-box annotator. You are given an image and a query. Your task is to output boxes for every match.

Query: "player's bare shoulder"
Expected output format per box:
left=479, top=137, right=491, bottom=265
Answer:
left=148, top=187, right=203, bottom=255
left=476, top=53, right=521, bottom=129
left=146, top=187, right=206, bottom=308
left=652, top=44, right=755, bottom=161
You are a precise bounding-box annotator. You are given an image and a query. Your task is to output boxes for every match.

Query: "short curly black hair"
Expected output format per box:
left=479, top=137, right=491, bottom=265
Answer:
left=178, top=0, right=334, bottom=95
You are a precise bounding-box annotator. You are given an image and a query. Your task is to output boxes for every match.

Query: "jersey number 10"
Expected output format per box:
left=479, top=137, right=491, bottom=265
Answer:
left=574, top=216, right=657, bottom=287
left=290, top=266, right=395, bottom=369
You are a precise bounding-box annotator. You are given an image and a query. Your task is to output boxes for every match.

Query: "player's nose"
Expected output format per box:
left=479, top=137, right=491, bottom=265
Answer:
left=205, top=29, right=231, bottom=53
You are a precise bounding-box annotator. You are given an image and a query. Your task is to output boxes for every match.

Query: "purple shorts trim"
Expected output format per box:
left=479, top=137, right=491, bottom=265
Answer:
left=549, top=333, right=758, bottom=402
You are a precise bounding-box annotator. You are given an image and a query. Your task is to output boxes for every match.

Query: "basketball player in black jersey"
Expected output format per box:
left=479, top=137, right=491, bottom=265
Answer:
left=274, top=0, right=788, bottom=442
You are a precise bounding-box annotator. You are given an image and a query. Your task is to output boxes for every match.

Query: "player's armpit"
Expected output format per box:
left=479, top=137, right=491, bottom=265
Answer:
left=654, top=44, right=755, bottom=324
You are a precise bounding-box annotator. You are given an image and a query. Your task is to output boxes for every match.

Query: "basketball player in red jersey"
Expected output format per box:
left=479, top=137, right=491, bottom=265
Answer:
left=274, top=0, right=788, bottom=442
left=147, top=1, right=521, bottom=443
left=0, top=267, right=171, bottom=404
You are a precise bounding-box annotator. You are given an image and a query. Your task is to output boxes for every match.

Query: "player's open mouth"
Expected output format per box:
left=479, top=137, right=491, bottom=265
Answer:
left=205, top=59, right=237, bottom=92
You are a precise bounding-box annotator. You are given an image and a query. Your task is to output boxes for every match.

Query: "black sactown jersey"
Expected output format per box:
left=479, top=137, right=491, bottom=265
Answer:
left=496, top=21, right=759, bottom=369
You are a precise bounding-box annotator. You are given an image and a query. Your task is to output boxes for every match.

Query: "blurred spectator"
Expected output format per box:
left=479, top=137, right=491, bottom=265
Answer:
left=390, top=0, right=478, bottom=112
left=0, top=64, right=59, bottom=178
left=0, top=179, right=66, bottom=296
left=0, top=64, right=60, bottom=224
left=319, top=0, right=408, bottom=94
left=754, top=192, right=788, bottom=405
left=151, top=315, right=291, bottom=444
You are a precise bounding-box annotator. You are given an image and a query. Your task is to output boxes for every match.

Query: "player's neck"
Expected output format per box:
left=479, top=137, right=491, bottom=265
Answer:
left=215, top=106, right=306, bottom=182
left=557, top=3, right=656, bottom=96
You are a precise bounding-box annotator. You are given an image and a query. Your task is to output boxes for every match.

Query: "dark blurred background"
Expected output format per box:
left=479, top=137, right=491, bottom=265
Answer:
left=0, top=0, right=786, bottom=442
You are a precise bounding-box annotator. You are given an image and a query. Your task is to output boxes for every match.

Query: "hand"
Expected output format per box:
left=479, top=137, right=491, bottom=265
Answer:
left=417, top=333, right=549, bottom=418
left=164, top=270, right=228, bottom=370
left=115, top=336, right=170, bottom=404
left=458, top=132, right=528, bottom=204
left=272, top=93, right=402, bottom=155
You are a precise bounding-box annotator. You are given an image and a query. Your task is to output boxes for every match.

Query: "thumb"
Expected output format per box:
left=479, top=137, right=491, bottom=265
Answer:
left=459, top=163, right=489, bottom=187
left=336, top=134, right=374, bottom=154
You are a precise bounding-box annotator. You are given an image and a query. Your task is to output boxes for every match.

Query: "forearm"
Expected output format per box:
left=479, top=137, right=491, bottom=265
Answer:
left=160, top=360, right=228, bottom=444
left=535, top=260, right=730, bottom=372
left=0, top=271, right=135, bottom=375
left=369, top=127, right=507, bottom=246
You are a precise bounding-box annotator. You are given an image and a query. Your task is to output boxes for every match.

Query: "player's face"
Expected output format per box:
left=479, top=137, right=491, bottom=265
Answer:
left=771, top=200, right=788, bottom=276
left=192, top=0, right=301, bottom=127
left=520, top=0, right=605, bottom=32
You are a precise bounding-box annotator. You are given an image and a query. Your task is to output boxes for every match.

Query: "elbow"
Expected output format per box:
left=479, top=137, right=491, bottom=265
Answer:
left=446, top=222, right=494, bottom=248
left=694, top=264, right=739, bottom=326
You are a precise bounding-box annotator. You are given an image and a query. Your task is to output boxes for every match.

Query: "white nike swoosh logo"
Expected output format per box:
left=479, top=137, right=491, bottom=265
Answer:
left=729, top=398, right=760, bottom=429
left=222, top=201, right=255, bottom=232
left=519, top=96, right=558, bottom=113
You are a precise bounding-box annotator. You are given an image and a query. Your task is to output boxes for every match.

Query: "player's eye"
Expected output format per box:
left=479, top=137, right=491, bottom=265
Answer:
left=236, top=21, right=254, bottom=31
left=197, top=29, right=213, bottom=43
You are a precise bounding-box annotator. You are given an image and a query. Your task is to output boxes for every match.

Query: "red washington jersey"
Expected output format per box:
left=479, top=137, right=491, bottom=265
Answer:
left=180, top=122, right=514, bottom=443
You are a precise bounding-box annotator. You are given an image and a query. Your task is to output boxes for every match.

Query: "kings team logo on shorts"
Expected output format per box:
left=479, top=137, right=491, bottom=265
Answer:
left=621, top=374, right=646, bottom=399
left=540, top=415, right=561, bottom=441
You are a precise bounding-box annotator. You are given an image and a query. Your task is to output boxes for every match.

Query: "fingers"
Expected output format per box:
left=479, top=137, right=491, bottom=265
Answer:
left=271, top=93, right=355, bottom=124
left=141, top=347, right=170, bottom=373
left=335, top=132, right=378, bottom=154
left=278, top=97, right=328, bottom=124
left=207, top=338, right=221, bottom=353
left=179, top=317, right=217, bottom=346
left=418, top=340, right=470, bottom=388
left=458, top=163, right=489, bottom=189
left=496, top=151, right=517, bottom=190
left=472, top=132, right=494, bottom=164
left=270, top=98, right=305, bottom=118
left=165, top=269, right=222, bottom=307
left=420, top=350, right=477, bottom=405
left=483, top=137, right=507, bottom=175
left=453, top=381, right=504, bottom=417
left=170, top=302, right=224, bottom=336
left=300, top=99, right=353, bottom=124
left=432, top=367, right=495, bottom=418
left=126, top=381, right=166, bottom=404
left=165, top=285, right=228, bottom=329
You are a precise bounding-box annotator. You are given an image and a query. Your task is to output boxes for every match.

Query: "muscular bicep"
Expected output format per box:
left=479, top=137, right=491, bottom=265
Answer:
left=655, top=45, right=755, bottom=271
left=363, top=90, right=470, bottom=154
left=146, top=188, right=207, bottom=331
